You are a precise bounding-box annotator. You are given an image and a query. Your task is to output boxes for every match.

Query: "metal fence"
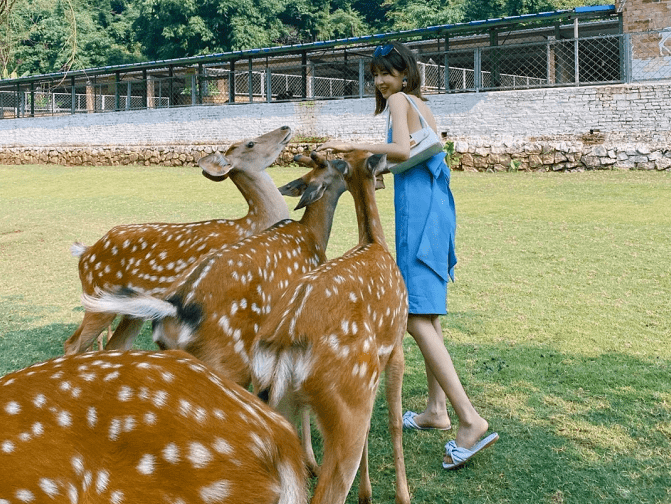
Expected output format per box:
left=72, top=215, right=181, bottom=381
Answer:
left=1, top=30, right=669, bottom=120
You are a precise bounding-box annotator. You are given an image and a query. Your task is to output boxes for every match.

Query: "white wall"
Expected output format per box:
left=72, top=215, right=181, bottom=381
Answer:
left=0, top=81, right=669, bottom=148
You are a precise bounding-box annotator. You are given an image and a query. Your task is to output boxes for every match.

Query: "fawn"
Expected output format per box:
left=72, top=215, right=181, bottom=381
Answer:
left=251, top=151, right=410, bottom=504
left=0, top=349, right=307, bottom=503
left=65, top=125, right=292, bottom=354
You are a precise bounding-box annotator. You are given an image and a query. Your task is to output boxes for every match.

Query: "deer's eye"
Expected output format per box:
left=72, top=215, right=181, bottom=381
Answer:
left=246, top=141, right=255, bottom=148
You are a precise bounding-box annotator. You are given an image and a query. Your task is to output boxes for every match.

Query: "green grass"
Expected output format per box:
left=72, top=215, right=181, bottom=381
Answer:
left=1, top=165, right=670, bottom=503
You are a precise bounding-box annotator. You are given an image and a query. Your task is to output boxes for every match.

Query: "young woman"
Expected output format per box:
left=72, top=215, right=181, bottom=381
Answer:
left=316, top=41, right=498, bottom=469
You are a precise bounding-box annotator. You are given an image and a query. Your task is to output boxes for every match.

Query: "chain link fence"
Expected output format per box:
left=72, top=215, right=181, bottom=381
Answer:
left=2, top=29, right=670, bottom=120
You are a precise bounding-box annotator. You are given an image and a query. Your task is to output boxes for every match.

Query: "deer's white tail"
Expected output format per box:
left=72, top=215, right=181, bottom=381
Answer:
left=253, top=342, right=312, bottom=408
left=81, top=290, right=177, bottom=320
left=70, top=241, right=88, bottom=258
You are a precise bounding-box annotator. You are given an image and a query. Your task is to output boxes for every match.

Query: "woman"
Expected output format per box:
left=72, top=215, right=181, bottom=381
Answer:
left=316, top=41, right=498, bottom=469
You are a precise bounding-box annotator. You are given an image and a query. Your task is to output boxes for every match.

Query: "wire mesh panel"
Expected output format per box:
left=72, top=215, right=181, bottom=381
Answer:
left=10, top=28, right=671, bottom=120
left=629, top=29, right=671, bottom=82
left=0, top=91, right=19, bottom=118
left=577, top=35, right=622, bottom=84
left=311, top=60, right=360, bottom=99
left=480, top=42, right=549, bottom=90
left=268, top=66, right=303, bottom=101
left=443, top=51, right=477, bottom=92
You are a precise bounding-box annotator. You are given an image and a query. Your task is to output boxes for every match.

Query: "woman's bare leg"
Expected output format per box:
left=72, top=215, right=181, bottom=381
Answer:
left=406, top=314, right=488, bottom=452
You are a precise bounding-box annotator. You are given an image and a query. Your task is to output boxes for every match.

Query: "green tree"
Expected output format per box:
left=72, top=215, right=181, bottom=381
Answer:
left=384, top=0, right=465, bottom=31
left=1, top=0, right=142, bottom=76
left=132, top=0, right=292, bottom=59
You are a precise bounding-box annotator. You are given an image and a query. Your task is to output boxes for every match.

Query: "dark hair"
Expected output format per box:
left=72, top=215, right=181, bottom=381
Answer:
left=370, top=41, right=425, bottom=115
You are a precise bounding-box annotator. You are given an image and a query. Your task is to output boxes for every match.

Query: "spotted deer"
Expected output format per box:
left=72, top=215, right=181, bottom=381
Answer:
left=80, top=153, right=351, bottom=470
left=64, top=125, right=293, bottom=355
left=0, top=349, right=307, bottom=504
left=251, top=151, right=410, bottom=504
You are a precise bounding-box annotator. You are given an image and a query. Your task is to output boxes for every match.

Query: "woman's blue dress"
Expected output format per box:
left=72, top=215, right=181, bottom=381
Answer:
left=393, top=147, right=457, bottom=315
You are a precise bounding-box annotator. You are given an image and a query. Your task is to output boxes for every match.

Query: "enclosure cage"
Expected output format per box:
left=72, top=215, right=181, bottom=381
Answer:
left=2, top=5, right=661, bottom=120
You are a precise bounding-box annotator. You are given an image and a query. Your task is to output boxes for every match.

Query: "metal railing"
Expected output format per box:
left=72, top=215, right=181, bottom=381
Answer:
left=2, top=30, right=669, bottom=120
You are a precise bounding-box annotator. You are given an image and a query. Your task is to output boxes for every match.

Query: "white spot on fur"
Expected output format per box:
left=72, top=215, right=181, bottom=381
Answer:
left=117, top=386, right=133, bottom=402
left=57, top=410, right=72, bottom=427
left=137, top=454, right=155, bottom=475
left=188, top=442, right=212, bottom=468
left=15, top=489, right=34, bottom=503
left=199, top=481, right=230, bottom=503
left=213, top=437, right=233, bottom=455
left=163, top=443, right=180, bottom=464
left=39, top=479, right=58, bottom=498
left=96, top=470, right=109, bottom=494
left=4, top=401, right=20, bottom=415
left=32, top=422, right=44, bottom=436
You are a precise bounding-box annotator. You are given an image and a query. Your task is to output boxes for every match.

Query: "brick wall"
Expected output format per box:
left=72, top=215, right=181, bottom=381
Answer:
left=0, top=81, right=669, bottom=171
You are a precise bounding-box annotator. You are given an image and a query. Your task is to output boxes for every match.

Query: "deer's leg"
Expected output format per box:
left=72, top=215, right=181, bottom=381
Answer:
left=64, top=311, right=117, bottom=355
left=95, top=324, right=112, bottom=350
left=386, top=346, right=410, bottom=504
left=310, top=405, right=371, bottom=504
left=301, top=408, right=320, bottom=477
left=357, top=433, right=372, bottom=504
left=105, top=316, right=145, bottom=351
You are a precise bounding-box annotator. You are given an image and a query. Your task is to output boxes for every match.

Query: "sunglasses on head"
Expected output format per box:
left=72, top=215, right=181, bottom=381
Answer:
left=373, top=44, right=397, bottom=57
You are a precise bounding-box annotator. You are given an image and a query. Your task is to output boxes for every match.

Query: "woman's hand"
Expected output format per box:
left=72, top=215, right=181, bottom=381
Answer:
left=316, top=140, right=355, bottom=153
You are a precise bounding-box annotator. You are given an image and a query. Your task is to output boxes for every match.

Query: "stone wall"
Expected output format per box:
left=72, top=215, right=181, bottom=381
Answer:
left=0, top=142, right=315, bottom=167
left=0, top=80, right=670, bottom=172
left=449, top=132, right=671, bottom=172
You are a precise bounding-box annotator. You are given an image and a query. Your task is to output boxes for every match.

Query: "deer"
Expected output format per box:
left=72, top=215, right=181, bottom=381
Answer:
left=0, top=349, right=307, bottom=503
left=251, top=151, right=410, bottom=504
left=80, top=152, right=352, bottom=474
left=64, top=125, right=293, bottom=355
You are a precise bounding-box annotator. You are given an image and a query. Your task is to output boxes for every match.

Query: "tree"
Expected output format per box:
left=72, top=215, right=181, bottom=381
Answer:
left=132, top=0, right=292, bottom=60
left=0, top=0, right=142, bottom=77
left=383, top=0, right=465, bottom=31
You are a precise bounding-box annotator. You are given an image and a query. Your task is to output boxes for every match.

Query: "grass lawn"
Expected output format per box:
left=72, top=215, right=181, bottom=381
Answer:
left=1, top=164, right=669, bottom=503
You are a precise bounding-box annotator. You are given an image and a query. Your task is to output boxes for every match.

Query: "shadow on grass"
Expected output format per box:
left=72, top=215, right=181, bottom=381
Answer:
left=390, top=340, right=671, bottom=504
left=0, top=319, right=157, bottom=376
left=1, top=317, right=669, bottom=504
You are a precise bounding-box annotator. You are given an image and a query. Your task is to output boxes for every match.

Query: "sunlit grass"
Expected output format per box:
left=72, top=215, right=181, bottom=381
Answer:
left=1, top=165, right=669, bottom=503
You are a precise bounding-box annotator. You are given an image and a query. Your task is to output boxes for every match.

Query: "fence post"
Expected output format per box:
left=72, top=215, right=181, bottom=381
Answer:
left=115, top=72, right=121, bottom=111
left=444, top=36, right=450, bottom=92
left=474, top=48, right=481, bottom=91
left=30, top=82, right=35, bottom=117
left=228, top=61, right=235, bottom=104
left=169, top=66, right=174, bottom=108
left=301, top=51, right=307, bottom=99
left=191, top=74, right=197, bottom=105
left=574, top=18, right=579, bottom=85
left=623, top=33, right=632, bottom=83
left=248, top=58, right=253, bottom=103
left=126, top=81, right=131, bottom=110
left=71, top=77, right=76, bottom=114
left=266, top=67, right=272, bottom=103
left=358, top=59, right=364, bottom=98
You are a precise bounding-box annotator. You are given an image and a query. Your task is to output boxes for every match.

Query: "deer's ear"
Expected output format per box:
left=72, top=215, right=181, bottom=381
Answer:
left=366, top=154, right=387, bottom=177
left=330, top=159, right=350, bottom=177
left=278, top=177, right=309, bottom=197
left=294, top=181, right=327, bottom=210
left=198, top=152, right=232, bottom=180
left=294, top=154, right=317, bottom=168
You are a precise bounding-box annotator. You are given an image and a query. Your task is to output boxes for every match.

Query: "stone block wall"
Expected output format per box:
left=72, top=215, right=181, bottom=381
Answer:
left=0, top=81, right=669, bottom=172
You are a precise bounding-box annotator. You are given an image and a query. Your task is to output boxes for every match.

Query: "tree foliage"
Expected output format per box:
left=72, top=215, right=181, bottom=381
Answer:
left=0, top=0, right=612, bottom=77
